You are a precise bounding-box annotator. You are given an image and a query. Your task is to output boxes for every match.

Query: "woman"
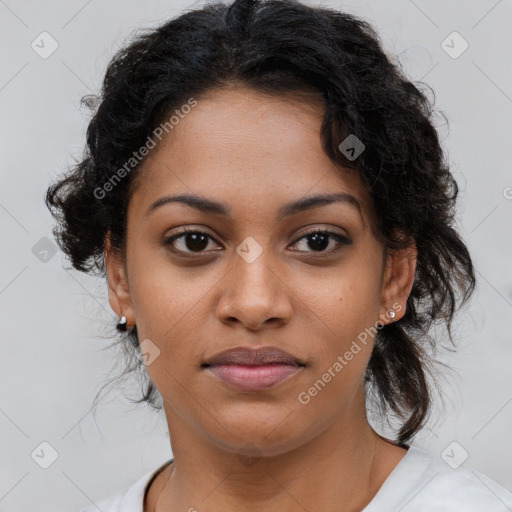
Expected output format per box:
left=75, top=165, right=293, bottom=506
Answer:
left=45, top=0, right=512, bottom=510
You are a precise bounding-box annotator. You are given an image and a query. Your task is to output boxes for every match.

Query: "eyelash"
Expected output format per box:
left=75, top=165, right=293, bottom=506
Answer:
left=162, top=227, right=351, bottom=257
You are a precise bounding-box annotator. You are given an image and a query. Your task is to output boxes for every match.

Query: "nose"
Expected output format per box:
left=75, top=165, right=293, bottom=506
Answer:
left=216, top=251, right=293, bottom=331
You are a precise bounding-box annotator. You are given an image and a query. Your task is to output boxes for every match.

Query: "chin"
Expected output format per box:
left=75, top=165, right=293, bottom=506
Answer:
left=203, top=413, right=317, bottom=459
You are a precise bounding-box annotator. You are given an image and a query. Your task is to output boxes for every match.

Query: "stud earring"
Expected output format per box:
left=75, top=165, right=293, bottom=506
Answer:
left=388, top=310, right=396, bottom=320
left=116, top=315, right=127, bottom=332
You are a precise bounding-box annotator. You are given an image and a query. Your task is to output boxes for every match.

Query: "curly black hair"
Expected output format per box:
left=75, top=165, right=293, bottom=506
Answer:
left=45, top=0, right=476, bottom=445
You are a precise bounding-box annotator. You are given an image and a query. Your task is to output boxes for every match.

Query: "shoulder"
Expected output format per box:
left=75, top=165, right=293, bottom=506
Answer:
left=366, top=445, right=512, bottom=512
left=79, top=487, right=126, bottom=512
left=78, top=459, right=173, bottom=512
left=422, top=464, right=512, bottom=511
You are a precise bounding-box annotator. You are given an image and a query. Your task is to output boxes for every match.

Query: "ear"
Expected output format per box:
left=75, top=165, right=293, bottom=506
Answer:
left=104, top=231, right=135, bottom=328
left=378, top=236, right=417, bottom=324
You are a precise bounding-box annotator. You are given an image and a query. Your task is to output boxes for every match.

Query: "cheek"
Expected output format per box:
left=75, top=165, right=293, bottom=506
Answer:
left=296, top=275, right=379, bottom=413
left=128, top=242, right=206, bottom=331
left=292, top=257, right=382, bottom=390
left=299, top=262, right=382, bottom=338
left=127, top=266, right=208, bottom=407
left=126, top=250, right=193, bottom=354
left=338, top=277, right=381, bottom=327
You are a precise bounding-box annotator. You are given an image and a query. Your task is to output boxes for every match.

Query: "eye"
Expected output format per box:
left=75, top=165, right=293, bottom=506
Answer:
left=163, top=227, right=352, bottom=257
left=289, top=229, right=351, bottom=255
left=163, top=228, right=221, bottom=255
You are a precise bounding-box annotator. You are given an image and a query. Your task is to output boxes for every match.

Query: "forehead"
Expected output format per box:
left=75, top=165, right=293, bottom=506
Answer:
left=129, top=86, right=376, bottom=227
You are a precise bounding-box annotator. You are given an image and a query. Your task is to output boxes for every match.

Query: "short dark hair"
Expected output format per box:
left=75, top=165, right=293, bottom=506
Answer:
left=45, top=0, right=476, bottom=445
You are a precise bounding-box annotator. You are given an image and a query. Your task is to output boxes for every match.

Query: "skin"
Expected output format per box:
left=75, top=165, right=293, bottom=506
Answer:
left=105, top=85, right=417, bottom=512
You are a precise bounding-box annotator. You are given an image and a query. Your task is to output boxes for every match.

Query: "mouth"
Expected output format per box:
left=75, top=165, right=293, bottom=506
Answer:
left=202, top=346, right=305, bottom=392
left=202, top=346, right=305, bottom=367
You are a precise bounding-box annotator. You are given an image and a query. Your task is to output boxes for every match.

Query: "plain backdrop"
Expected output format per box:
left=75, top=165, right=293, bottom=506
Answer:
left=1, top=0, right=511, bottom=510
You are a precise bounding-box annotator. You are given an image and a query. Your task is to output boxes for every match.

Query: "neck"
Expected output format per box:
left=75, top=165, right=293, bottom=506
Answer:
left=147, top=396, right=405, bottom=512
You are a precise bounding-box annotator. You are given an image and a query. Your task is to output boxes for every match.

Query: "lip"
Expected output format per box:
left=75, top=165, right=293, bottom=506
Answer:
left=202, top=346, right=305, bottom=392
left=203, top=346, right=305, bottom=366
left=206, top=364, right=303, bottom=391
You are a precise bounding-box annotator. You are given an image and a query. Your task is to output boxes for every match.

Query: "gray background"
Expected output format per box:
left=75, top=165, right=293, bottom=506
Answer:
left=1, top=0, right=511, bottom=510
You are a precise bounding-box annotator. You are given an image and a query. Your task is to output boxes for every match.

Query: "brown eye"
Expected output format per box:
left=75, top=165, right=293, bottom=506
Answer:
left=290, top=230, right=351, bottom=255
left=163, top=229, right=220, bottom=254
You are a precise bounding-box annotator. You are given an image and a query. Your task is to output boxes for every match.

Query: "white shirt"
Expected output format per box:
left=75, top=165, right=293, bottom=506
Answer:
left=80, top=445, right=512, bottom=511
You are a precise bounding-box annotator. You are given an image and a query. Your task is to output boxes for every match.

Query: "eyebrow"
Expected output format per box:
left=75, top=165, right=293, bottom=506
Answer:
left=145, top=192, right=363, bottom=222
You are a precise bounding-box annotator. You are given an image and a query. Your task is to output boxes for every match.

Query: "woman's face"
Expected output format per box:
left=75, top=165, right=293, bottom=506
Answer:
left=106, top=86, right=414, bottom=457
